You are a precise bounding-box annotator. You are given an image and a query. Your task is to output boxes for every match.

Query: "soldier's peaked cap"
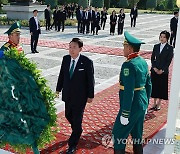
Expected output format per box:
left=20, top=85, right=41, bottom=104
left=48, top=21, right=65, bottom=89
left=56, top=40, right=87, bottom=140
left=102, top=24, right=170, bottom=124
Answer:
left=124, top=31, right=145, bottom=48
left=4, top=22, right=21, bottom=35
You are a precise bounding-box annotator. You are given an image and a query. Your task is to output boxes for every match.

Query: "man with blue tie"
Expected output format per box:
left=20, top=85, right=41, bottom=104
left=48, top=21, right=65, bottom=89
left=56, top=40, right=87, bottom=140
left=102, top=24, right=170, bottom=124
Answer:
left=29, top=10, right=41, bottom=53
left=56, top=38, right=95, bottom=154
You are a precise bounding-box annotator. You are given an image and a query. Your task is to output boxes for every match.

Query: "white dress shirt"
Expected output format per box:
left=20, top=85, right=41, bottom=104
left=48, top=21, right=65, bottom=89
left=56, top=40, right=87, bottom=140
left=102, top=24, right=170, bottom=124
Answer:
left=160, top=43, right=166, bottom=54
left=34, top=16, right=39, bottom=30
left=69, top=54, right=80, bottom=71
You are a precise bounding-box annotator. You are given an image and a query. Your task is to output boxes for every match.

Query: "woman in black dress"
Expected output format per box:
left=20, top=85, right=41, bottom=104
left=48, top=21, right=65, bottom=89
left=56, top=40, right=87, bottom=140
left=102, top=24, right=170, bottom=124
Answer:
left=110, top=10, right=117, bottom=35
left=117, top=8, right=125, bottom=35
left=150, top=30, right=174, bottom=111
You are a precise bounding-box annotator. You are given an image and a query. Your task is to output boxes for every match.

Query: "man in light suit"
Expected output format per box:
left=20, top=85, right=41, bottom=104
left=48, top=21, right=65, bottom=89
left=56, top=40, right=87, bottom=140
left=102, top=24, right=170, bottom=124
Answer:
left=56, top=38, right=94, bottom=154
left=29, top=10, right=41, bottom=53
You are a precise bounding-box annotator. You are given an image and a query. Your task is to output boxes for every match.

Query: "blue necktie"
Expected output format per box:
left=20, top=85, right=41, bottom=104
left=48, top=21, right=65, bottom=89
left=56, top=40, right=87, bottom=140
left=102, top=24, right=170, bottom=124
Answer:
left=69, top=60, right=75, bottom=79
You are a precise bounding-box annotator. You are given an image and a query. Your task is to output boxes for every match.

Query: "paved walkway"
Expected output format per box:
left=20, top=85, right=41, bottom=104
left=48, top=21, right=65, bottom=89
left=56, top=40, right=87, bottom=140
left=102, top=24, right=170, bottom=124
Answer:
left=0, top=13, right=178, bottom=154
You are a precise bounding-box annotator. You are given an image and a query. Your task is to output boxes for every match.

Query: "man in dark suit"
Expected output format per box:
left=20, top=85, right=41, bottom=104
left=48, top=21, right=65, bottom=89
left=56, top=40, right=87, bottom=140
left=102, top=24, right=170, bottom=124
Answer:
left=83, top=7, right=91, bottom=34
left=29, top=10, right=41, bottom=53
left=44, top=4, right=51, bottom=30
left=76, top=6, right=84, bottom=33
left=50, top=6, right=59, bottom=31
left=170, top=11, right=179, bottom=48
left=130, top=4, right=138, bottom=27
left=57, top=6, right=67, bottom=32
left=56, top=38, right=94, bottom=154
left=89, top=6, right=95, bottom=34
left=92, top=7, right=100, bottom=35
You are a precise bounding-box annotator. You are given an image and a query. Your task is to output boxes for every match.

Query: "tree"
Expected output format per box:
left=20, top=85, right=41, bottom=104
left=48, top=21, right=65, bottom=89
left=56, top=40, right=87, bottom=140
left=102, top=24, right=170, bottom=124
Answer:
left=78, top=0, right=88, bottom=8
left=45, top=0, right=58, bottom=8
left=128, top=0, right=140, bottom=7
left=166, top=0, right=173, bottom=10
left=137, top=0, right=147, bottom=9
left=91, top=0, right=104, bottom=7
left=146, top=0, right=157, bottom=11
left=104, top=0, right=110, bottom=9
left=119, top=0, right=129, bottom=8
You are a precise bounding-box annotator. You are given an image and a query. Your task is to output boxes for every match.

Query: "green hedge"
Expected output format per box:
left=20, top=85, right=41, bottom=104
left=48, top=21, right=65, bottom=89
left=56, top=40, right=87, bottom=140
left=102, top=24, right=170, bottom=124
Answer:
left=0, top=17, right=77, bottom=27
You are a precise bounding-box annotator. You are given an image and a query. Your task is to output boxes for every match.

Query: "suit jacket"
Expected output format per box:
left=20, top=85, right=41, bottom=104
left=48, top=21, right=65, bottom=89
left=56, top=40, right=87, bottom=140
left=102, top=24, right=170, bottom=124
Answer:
left=170, top=17, right=178, bottom=33
left=151, top=43, right=174, bottom=74
left=83, top=11, right=91, bottom=21
left=101, top=11, right=108, bottom=20
left=29, top=17, right=41, bottom=34
left=44, top=8, right=51, bottom=19
left=89, top=10, right=95, bottom=21
left=93, top=12, right=100, bottom=23
left=118, top=13, right=125, bottom=23
left=56, top=55, right=95, bottom=108
left=53, top=10, right=58, bottom=20
left=57, top=10, right=66, bottom=21
left=130, top=8, right=138, bottom=18
left=77, top=10, right=84, bottom=21
left=110, top=15, right=117, bottom=24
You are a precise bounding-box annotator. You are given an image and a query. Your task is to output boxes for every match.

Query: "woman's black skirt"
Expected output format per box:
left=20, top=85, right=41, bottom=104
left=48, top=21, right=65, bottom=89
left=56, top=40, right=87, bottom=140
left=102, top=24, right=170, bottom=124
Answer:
left=151, top=71, right=168, bottom=100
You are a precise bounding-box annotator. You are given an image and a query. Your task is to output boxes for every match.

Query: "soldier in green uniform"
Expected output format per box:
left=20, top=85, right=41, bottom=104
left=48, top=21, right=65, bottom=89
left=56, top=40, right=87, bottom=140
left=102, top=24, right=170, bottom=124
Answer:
left=1, top=22, right=23, bottom=53
left=112, top=31, right=152, bottom=154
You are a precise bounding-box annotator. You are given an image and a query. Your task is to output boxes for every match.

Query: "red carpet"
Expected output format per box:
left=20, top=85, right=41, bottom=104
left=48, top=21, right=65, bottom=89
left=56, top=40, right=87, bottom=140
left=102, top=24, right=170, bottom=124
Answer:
left=0, top=35, right=152, bottom=59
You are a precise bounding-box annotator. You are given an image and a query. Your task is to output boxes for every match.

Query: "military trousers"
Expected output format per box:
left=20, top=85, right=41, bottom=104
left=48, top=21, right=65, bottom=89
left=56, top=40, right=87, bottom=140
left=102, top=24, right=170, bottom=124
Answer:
left=112, top=109, right=146, bottom=150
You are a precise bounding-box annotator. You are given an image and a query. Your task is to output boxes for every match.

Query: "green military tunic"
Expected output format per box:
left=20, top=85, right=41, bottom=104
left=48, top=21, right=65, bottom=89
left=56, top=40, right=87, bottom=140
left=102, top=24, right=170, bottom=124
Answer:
left=1, top=41, right=14, bottom=51
left=112, top=54, right=152, bottom=150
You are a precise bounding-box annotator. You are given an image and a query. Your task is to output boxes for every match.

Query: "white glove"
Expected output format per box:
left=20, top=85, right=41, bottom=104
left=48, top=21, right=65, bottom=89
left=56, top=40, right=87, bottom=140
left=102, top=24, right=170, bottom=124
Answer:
left=145, top=109, right=148, bottom=115
left=120, top=116, right=129, bottom=125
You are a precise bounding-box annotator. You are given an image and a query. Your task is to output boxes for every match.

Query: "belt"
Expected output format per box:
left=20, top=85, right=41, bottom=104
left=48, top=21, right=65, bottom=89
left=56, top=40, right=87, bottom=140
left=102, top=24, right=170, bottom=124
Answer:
left=119, top=85, right=145, bottom=91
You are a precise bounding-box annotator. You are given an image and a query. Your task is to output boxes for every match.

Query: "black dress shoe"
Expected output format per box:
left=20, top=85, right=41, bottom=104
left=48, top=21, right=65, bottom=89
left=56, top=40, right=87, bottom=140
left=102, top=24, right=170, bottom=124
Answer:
left=114, top=149, right=125, bottom=154
left=31, top=51, right=35, bottom=54
left=154, top=106, right=161, bottom=111
left=133, top=144, right=143, bottom=154
left=66, top=146, right=76, bottom=154
left=149, top=105, right=157, bottom=110
left=34, top=50, right=39, bottom=53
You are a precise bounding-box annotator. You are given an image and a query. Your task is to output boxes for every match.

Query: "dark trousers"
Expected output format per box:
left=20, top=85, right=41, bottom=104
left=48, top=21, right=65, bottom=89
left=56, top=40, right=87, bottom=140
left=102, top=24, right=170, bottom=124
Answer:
left=77, top=21, right=83, bottom=33
left=57, top=20, right=65, bottom=32
left=45, top=18, right=51, bottom=30
left=118, top=22, right=124, bottom=35
left=110, top=23, right=116, bottom=34
left=90, top=21, right=94, bottom=33
left=131, top=17, right=136, bottom=27
left=68, top=12, right=71, bottom=18
left=170, top=31, right=177, bottom=48
left=65, top=103, right=85, bottom=147
left=83, top=20, right=90, bottom=34
left=101, top=19, right=106, bottom=30
left=93, top=22, right=100, bottom=34
left=31, top=30, right=39, bottom=52
left=50, top=19, right=58, bottom=30
left=71, top=12, right=74, bottom=19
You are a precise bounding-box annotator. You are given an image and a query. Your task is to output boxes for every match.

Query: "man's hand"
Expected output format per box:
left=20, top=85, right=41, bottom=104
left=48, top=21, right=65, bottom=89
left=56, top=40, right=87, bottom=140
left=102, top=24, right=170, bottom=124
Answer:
left=156, top=69, right=164, bottom=75
left=120, top=116, right=129, bottom=125
left=171, top=31, right=173, bottom=34
left=30, top=32, right=33, bottom=35
left=56, top=91, right=60, bottom=98
left=153, top=67, right=158, bottom=73
left=87, top=98, right=93, bottom=103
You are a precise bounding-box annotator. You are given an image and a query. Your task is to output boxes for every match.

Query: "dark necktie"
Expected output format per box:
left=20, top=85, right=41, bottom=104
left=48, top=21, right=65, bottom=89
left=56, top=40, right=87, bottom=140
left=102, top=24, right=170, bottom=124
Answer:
left=69, top=60, right=75, bottom=79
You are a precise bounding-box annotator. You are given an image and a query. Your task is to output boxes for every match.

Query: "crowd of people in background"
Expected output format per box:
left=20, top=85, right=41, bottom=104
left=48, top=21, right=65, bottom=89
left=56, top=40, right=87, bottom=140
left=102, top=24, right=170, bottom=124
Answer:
left=43, top=4, right=140, bottom=36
